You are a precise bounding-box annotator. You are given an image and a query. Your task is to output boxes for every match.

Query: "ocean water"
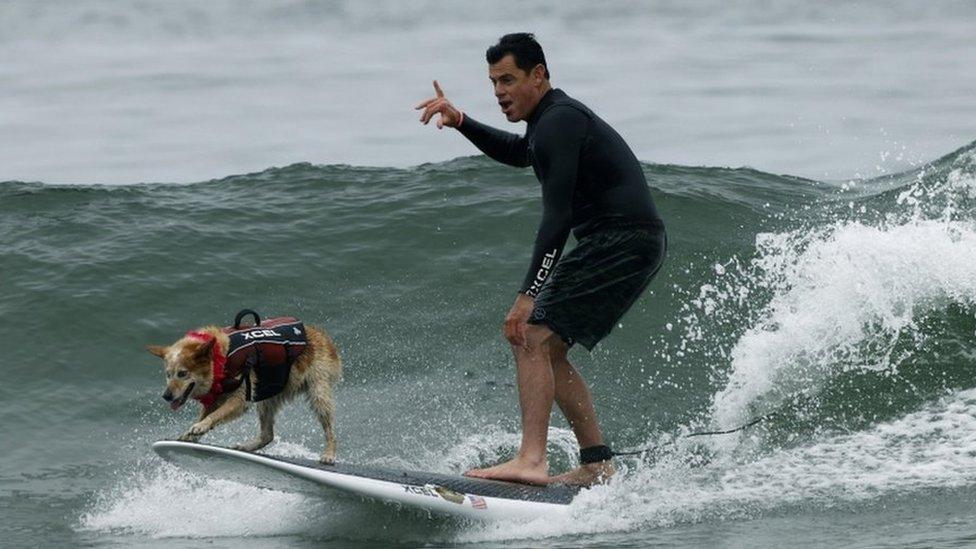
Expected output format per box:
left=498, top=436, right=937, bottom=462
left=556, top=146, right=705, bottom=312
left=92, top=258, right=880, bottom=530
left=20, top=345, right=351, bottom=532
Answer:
left=2, top=1, right=976, bottom=548
left=3, top=0, right=975, bottom=184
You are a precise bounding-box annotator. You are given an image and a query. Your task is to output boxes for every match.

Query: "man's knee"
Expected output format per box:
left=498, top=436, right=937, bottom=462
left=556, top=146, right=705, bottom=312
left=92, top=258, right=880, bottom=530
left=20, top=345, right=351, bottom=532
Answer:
left=514, top=324, right=565, bottom=357
left=547, top=337, right=569, bottom=364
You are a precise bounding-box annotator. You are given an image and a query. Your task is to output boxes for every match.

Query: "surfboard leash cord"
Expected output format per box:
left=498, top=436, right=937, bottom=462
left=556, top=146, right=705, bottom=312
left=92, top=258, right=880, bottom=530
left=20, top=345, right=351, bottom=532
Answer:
left=608, top=409, right=779, bottom=458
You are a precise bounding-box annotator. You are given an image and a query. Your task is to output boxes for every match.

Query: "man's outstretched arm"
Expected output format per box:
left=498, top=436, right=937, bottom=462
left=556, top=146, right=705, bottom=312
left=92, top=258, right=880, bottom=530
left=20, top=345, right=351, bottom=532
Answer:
left=456, top=115, right=530, bottom=168
left=416, top=80, right=529, bottom=167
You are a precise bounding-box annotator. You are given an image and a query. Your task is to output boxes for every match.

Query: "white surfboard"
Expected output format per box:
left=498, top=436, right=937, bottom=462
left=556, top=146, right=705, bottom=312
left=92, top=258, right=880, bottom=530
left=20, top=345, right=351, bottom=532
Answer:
left=152, top=440, right=579, bottom=520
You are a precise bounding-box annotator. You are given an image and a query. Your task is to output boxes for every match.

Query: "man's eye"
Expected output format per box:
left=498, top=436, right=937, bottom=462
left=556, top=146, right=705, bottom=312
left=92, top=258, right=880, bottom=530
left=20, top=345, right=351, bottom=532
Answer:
left=177, top=370, right=188, bottom=379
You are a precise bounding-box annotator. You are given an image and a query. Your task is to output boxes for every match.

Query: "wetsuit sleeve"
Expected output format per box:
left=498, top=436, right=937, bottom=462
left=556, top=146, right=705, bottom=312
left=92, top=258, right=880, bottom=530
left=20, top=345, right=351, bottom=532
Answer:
left=456, top=114, right=531, bottom=167
left=520, top=106, right=589, bottom=297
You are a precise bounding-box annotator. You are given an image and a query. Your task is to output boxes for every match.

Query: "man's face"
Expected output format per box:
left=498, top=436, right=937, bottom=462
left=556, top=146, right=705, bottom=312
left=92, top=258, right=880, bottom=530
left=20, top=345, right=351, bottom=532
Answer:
left=489, top=54, right=546, bottom=122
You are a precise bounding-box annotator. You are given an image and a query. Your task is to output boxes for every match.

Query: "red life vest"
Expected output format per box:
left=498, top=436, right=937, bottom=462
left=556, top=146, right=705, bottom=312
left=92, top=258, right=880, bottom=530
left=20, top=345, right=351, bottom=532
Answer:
left=188, top=314, right=308, bottom=406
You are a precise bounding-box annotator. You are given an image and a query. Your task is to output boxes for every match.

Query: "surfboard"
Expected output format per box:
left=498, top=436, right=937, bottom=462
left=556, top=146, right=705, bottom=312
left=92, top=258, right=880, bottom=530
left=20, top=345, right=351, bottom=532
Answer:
left=152, top=440, right=579, bottom=520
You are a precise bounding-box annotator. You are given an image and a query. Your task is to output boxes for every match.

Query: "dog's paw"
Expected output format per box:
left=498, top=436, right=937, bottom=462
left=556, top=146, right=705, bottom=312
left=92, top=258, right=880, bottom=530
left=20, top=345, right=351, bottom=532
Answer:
left=178, top=431, right=202, bottom=442
left=179, top=421, right=211, bottom=441
left=233, top=437, right=272, bottom=453
left=319, top=451, right=336, bottom=465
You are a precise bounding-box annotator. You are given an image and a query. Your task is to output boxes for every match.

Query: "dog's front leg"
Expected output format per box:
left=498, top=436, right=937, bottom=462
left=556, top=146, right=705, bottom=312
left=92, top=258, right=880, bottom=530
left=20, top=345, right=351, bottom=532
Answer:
left=178, top=393, right=246, bottom=442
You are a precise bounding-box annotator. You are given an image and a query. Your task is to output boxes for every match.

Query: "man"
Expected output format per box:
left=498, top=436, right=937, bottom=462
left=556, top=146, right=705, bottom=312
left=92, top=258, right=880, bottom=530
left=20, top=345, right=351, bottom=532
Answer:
left=416, top=33, right=666, bottom=486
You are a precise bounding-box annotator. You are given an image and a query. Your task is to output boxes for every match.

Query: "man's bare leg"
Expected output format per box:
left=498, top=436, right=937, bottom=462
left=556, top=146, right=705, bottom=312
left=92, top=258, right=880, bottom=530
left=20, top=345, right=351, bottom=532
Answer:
left=551, top=346, right=603, bottom=447
left=548, top=347, right=615, bottom=486
left=465, top=324, right=557, bottom=485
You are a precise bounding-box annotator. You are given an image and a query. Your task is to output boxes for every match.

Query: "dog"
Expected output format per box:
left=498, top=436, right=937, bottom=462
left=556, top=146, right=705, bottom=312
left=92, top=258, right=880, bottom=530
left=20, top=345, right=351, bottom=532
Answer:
left=147, top=310, right=342, bottom=463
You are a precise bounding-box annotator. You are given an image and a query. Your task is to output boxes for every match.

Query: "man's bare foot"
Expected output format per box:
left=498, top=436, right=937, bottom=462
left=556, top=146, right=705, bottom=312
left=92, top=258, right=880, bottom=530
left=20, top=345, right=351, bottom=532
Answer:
left=464, top=455, right=550, bottom=486
left=549, top=460, right=615, bottom=487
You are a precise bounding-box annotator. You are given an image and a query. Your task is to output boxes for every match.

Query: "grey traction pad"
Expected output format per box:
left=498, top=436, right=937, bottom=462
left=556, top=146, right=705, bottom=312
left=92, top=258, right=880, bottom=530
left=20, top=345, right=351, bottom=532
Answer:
left=273, top=454, right=581, bottom=504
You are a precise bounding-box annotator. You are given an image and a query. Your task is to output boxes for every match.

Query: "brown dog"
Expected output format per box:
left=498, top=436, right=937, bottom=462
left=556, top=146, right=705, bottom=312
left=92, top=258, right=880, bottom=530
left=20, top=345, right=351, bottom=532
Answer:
left=147, top=312, right=341, bottom=463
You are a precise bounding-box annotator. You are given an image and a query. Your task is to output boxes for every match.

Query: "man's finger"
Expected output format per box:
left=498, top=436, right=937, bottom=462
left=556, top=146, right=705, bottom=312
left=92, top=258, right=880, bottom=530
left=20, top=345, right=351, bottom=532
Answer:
left=415, top=97, right=436, bottom=110
left=433, top=80, right=444, bottom=98
left=420, top=99, right=445, bottom=123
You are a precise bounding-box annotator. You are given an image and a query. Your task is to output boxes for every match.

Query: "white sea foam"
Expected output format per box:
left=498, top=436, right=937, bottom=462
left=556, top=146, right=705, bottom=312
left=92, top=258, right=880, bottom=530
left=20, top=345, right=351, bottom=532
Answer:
left=711, top=217, right=976, bottom=427
left=78, top=442, right=411, bottom=541
left=79, top=462, right=314, bottom=538
left=708, top=160, right=976, bottom=427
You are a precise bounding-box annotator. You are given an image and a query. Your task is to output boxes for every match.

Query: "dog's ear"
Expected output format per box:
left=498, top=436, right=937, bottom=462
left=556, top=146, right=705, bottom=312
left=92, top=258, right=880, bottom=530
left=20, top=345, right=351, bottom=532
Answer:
left=194, top=337, right=216, bottom=359
left=146, top=345, right=168, bottom=358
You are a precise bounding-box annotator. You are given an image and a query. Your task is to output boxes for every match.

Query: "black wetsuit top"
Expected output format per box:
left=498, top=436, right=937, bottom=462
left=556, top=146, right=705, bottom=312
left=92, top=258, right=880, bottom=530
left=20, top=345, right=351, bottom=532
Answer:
left=457, top=88, right=663, bottom=296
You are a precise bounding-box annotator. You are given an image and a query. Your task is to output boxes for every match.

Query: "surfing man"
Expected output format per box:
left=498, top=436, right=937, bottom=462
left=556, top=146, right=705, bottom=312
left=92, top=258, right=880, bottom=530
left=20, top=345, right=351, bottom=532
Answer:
left=416, top=33, right=666, bottom=486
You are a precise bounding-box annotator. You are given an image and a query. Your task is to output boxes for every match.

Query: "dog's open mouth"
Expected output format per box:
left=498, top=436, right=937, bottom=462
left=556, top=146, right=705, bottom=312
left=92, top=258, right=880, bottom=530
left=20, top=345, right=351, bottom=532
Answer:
left=170, top=382, right=196, bottom=411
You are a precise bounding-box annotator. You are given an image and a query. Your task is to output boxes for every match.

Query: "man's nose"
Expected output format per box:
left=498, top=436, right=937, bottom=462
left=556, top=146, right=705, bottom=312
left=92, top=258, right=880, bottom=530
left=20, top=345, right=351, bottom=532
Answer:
left=162, top=390, right=174, bottom=402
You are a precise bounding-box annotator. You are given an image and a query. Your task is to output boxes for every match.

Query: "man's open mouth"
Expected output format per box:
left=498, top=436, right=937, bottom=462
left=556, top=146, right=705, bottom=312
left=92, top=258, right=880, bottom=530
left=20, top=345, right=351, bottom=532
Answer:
left=499, top=100, right=513, bottom=112
left=170, top=382, right=195, bottom=411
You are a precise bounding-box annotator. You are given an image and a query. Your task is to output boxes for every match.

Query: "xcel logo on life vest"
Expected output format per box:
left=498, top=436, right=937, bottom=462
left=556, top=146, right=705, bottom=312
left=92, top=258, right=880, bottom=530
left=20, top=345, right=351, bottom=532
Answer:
left=242, top=329, right=282, bottom=340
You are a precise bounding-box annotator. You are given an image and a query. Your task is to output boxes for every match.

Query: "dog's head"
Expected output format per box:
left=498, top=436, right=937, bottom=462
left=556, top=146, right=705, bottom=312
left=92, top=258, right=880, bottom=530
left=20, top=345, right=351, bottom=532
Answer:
left=146, top=335, right=217, bottom=411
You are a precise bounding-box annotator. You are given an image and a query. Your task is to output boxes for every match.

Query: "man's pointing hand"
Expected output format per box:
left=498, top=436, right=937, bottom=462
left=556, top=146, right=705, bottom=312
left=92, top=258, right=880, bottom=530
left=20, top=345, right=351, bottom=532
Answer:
left=415, top=80, right=463, bottom=129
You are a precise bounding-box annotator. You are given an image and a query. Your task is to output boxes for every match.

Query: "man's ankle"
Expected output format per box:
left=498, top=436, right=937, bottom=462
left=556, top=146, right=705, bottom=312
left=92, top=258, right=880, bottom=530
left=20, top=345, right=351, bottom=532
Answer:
left=515, top=452, right=548, bottom=467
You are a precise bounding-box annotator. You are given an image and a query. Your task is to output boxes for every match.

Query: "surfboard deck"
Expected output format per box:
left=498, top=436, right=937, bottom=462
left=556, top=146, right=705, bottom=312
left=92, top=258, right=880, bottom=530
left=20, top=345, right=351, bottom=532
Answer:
left=152, top=440, right=579, bottom=520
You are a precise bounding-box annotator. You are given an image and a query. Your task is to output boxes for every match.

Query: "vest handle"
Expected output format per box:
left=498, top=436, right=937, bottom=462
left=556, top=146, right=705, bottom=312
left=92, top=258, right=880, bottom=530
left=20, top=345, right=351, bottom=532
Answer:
left=233, top=309, right=262, bottom=329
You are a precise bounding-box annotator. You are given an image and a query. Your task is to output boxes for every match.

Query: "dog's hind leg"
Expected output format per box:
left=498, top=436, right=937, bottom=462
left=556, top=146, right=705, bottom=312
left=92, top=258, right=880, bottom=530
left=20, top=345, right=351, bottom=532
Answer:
left=308, top=383, right=338, bottom=464
left=233, top=399, right=280, bottom=452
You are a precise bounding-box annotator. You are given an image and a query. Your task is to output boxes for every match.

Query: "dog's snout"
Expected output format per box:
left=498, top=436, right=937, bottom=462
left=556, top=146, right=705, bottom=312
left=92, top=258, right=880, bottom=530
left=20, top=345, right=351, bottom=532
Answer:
left=162, top=390, right=174, bottom=402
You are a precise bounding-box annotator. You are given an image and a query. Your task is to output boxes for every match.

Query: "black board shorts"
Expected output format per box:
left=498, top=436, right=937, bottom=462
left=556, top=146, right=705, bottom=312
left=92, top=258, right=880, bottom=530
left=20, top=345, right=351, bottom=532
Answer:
left=527, top=225, right=667, bottom=350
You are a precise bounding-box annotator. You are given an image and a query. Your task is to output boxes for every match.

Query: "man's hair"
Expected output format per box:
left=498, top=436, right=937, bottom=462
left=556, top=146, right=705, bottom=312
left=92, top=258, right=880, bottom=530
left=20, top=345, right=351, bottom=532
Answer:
left=486, top=33, right=550, bottom=80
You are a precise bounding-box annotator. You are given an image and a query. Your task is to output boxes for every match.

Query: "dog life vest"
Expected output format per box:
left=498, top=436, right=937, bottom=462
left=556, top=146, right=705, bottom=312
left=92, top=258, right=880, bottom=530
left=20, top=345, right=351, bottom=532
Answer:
left=224, top=316, right=307, bottom=401
left=189, top=313, right=308, bottom=405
